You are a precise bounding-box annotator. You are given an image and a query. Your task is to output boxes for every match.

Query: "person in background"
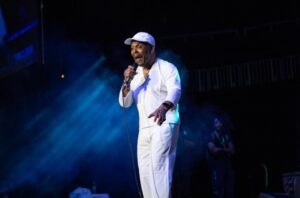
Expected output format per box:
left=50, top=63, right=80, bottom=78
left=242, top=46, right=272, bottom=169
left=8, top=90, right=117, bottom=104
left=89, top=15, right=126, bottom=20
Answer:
left=207, top=116, right=236, bottom=198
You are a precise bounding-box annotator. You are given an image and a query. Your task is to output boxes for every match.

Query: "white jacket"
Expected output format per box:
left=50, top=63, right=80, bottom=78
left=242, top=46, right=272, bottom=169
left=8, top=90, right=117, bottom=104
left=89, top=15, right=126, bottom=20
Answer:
left=119, top=58, right=181, bottom=129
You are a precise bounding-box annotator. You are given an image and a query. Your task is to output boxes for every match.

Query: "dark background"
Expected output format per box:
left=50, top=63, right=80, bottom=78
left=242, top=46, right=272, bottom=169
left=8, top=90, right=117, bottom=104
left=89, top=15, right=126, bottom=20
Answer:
left=0, top=0, right=299, bottom=197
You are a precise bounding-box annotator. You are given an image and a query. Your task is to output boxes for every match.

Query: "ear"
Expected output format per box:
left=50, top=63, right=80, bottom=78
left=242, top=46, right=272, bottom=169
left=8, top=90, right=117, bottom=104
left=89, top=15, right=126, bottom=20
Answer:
left=151, top=46, right=155, bottom=54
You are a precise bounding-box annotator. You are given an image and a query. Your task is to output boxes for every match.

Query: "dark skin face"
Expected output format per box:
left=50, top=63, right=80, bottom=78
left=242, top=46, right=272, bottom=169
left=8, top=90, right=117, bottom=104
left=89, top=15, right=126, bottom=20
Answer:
left=214, top=118, right=223, bottom=132
left=130, top=41, right=156, bottom=69
left=122, top=41, right=155, bottom=96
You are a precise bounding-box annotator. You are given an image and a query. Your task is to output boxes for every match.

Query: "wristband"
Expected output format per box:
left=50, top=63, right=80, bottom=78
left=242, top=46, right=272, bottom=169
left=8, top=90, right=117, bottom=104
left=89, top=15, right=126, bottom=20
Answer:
left=162, top=102, right=173, bottom=110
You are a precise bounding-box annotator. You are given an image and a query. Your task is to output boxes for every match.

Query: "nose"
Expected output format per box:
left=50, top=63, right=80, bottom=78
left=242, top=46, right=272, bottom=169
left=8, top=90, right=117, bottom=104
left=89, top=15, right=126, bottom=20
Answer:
left=131, top=47, right=137, bottom=54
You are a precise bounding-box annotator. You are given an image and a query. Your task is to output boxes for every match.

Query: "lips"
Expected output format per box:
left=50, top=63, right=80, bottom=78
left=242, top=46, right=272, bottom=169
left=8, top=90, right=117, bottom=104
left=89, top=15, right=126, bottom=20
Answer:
left=134, top=56, right=143, bottom=63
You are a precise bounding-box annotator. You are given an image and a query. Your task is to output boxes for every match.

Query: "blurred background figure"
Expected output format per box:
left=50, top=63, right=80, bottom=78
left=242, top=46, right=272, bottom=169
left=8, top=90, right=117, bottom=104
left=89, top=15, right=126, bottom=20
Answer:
left=207, top=116, right=236, bottom=198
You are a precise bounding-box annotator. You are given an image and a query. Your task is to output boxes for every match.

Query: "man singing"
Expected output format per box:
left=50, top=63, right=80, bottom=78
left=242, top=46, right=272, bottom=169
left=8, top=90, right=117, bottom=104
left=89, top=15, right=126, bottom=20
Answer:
left=119, top=32, right=182, bottom=198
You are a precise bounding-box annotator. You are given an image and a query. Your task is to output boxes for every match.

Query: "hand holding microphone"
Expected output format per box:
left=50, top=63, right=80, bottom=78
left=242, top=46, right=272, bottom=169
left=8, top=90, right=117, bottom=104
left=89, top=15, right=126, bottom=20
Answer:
left=123, top=63, right=137, bottom=85
left=122, top=63, right=137, bottom=96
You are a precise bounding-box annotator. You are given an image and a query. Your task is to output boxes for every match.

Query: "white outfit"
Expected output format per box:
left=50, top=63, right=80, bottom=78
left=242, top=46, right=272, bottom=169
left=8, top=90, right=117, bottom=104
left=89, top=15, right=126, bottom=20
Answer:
left=119, top=58, right=181, bottom=198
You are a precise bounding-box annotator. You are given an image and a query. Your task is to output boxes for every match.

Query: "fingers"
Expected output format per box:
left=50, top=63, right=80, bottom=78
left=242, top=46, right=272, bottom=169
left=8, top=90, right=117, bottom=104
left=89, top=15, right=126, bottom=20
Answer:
left=148, top=113, right=166, bottom=125
left=148, top=113, right=159, bottom=123
left=124, top=66, right=136, bottom=81
left=157, top=117, right=166, bottom=126
left=148, top=113, right=154, bottom=118
left=148, top=106, right=167, bottom=125
left=122, top=84, right=130, bottom=91
left=124, top=69, right=131, bottom=77
left=153, top=114, right=159, bottom=122
left=127, top=65, right=135, bottom=73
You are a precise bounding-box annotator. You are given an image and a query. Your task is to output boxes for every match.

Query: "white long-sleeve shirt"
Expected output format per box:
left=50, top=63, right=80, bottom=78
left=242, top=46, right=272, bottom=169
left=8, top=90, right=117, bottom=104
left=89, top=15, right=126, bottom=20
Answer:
left=119, top=58, right=181, bottom=129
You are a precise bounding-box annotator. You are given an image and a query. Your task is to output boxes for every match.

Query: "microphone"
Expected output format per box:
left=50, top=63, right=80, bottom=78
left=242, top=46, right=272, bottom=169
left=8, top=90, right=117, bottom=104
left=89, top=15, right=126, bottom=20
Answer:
left=123, top=63, right=137, bottom=85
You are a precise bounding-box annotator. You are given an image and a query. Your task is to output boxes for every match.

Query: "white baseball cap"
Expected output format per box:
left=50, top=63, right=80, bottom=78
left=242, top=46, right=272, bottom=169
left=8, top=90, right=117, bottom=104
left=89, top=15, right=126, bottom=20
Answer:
left=124, top=32, right=155, bottom=46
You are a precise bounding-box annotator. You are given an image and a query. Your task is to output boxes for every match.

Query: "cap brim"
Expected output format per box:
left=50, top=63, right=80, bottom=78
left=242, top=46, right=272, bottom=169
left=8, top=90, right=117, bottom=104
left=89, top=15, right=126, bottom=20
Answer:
left=124, top=38, right=132, bottom=45
left=124, top=38, right=155, bottom=46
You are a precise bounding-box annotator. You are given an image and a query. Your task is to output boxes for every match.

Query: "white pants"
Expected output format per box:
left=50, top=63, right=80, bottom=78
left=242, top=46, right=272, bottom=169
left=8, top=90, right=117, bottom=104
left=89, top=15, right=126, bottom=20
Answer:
left=137, top=123, right=180, bottom=198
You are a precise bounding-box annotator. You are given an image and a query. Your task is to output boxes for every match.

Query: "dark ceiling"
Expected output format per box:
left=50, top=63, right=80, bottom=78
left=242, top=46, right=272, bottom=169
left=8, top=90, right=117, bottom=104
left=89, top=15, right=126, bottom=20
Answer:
left=44, top=0, right=299, bottom=42
left=43, top=0, right=300, bottom=68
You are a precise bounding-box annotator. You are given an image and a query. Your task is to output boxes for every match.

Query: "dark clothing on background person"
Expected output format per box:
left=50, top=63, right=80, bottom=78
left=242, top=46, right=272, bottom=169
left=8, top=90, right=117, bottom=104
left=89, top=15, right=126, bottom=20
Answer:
left=207, top=128, right=235, bottom=198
